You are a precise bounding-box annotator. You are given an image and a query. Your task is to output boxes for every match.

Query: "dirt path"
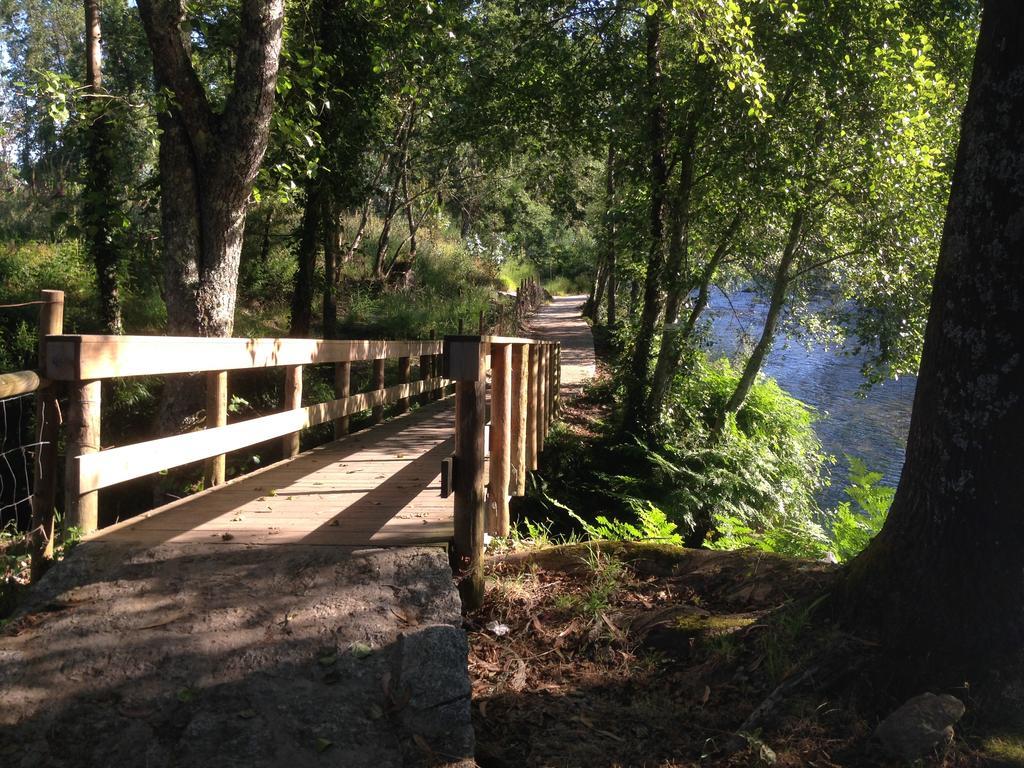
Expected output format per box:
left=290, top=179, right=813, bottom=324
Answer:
left=523, top=294, right=596, bottom=388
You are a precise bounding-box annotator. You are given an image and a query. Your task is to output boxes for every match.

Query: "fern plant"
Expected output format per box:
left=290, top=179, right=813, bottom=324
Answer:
left=566, top=500, right=683, bottom=544
left=829, top=456, right=894, bottom=562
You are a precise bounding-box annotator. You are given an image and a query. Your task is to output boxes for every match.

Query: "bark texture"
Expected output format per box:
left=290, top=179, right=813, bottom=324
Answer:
left=839, top=2, right=1024, bottom=663
left=138, top=0, right=284, bottom=337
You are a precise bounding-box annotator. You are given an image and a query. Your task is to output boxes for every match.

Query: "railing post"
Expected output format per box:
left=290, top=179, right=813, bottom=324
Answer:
left=65, top=378, right=100, bottom=534
left=537, top=343, right=548, bottom=452
left=29, top=289, right=63, bottom=577
left=548, top=343, right=556, bottom=420
left=526, top=343, right=539, bottom=471
left=372, top=358, right=386, bottom=424
left=334, top=361, right=351, bottom=438
left=418, top=343, right=431, bottom=406
left=204, top=370, right=227, bottom=486
left=445, top=335, right=486, bottom=610
left=398, top=355, right=411, bottom=414
left=487, top=342, right=512, bottom=536
left=510, top=343, right=528, bottom=496
left=429, top=329, right=439, bottom=401
left=555, top=343, right=561, bottom=413
left=282, top=364, right=303, bottom=458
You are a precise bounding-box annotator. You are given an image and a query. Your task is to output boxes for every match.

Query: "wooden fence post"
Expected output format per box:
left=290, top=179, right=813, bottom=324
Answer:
left=398, top=355, right=411, bottom=414
left=510, top=343, right=528, bottom=496
left=282, top=364, right=303, bottom=458
left=446, top=335, right=486, bottom=610
left=418, top=343, right=431, bottom=406
left=334, top=361, right=351, bottom=438
left=429, top=329, right=440, bottom=401
left=487, top=342, right=512, bottom=536
left=372, top=358, right=386, bottom=423
left=555, top=343, right=561, bottom=413
left=526, top=343, right=539, bottom=471
left=65, top=379, right=100, bottom=534
left=537, top=343, right=548, bottom=452
left=29, top=289, right=63, bottom=577
left=204, top=370, right=227, bottom=486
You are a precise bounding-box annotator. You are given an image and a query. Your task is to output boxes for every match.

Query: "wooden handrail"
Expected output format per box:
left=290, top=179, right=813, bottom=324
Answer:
left=75, top=377, right=448, bottom=493
left=56, top=331, right=451, bottom=534
left=45, top=335, right=444, bottom=381
left=0, top=370, right=48, bottom=398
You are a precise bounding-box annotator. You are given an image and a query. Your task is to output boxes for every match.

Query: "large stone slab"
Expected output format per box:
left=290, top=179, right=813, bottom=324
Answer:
left=0, top=541, right=472, bottom=767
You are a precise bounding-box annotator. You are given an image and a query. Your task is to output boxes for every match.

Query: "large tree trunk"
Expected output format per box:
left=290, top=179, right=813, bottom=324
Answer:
left=714, top=208, right=804, bottom=433
left=289, top=185, right=321, bottom=337
left=139, top=0, right=283, bottom=449
left=622, top=11, right=668, bottom=432
left=838, top=2, right=1024, bottom=665
left=138, top=0, right=284, bottom=338
left=82, top=0, right=122, bottom=334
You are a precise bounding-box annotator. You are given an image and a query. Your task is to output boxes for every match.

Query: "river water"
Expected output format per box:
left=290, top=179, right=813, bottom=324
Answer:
left=704, top=289, right=916, bottom=509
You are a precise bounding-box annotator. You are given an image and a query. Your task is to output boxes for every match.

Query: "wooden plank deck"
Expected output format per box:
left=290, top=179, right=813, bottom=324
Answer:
left=89, top=399, right=456, bottom=548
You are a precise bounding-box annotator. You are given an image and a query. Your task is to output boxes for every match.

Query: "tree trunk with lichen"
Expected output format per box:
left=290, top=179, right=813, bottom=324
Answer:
left=838, top=1, right=1024, bottom=666
left=137, top=0, right=283, bottom=457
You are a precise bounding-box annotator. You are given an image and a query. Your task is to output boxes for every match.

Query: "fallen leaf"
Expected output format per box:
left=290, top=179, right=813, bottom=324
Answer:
left=315, top=738, right=333, bottom=753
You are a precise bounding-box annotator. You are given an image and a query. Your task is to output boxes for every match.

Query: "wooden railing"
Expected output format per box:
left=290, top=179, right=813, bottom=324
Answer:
left=44, top=334, right=450, bottom=535
left=5, top=288, right=563, bottom=604
left=443, top=335, right=561, bottom=608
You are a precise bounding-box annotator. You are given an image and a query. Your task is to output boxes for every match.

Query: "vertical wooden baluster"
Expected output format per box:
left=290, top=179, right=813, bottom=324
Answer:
left=65, top=379, right=100, bottom=534
left=204, top=370, right=228, bottom=486
left=526, top=343, right=539, bottom=470
left=398, top=355, right=411, bottom=414
left=488, top=343, right=512, bottom=536
left=429, top=329, right=440, bottom=401
left=282, top=364, right=303, bottom=458
left=418, top=341, right=431, bottom=406
left=448, top=336, right=486, bottom=609
left=372, top=357, right=386, bottom=423
left=30, top=289, right=63, bottom=577
left=537, top=343, right=548, bottom=452
left=334, top=361, right=351, bottom=438
left=510, top=343, right=528, bottom=497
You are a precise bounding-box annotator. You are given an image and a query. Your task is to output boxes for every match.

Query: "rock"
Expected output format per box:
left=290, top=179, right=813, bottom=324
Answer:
left=873, top=692, right=966, bottom=761
left=392, top=623, right=474, bottom=766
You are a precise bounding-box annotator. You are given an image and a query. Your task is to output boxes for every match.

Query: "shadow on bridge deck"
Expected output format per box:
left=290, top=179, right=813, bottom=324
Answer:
left=90, top=399, right=455, bottom=549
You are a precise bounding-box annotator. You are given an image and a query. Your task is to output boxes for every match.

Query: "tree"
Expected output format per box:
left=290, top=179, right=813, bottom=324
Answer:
left=839, top=0, right=1024, bottom=663
left=82, top=0, right=123, bottom=333
left=137, top=0, right=284, bottom=337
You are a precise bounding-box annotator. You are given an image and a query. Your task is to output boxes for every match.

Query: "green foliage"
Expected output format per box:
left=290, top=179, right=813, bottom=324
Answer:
left=567, top=501, right=682, bottom=545
left=527, top=355, right=829, bottom=549
left=709, top=455, right=893, bottom=562
left=660, top=355, right=830, bottom=541
left=828, top=456, right=893, bottom=562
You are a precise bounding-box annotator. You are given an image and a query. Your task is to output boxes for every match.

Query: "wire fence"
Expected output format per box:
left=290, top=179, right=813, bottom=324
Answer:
left=0, top=391, right=38, bottom=533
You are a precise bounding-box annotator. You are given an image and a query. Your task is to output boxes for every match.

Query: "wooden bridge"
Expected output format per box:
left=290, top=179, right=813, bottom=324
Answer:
left=2, top=288, right=569, bottom=607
